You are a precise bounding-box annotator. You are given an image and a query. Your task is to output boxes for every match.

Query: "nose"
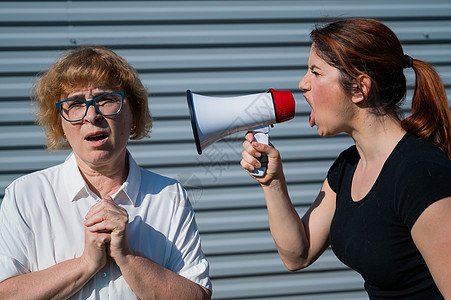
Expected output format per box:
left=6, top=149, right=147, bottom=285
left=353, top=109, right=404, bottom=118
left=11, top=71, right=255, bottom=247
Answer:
left=298, top=72, right=311, bottom=92
left=83, top=103, right=102, bottom=123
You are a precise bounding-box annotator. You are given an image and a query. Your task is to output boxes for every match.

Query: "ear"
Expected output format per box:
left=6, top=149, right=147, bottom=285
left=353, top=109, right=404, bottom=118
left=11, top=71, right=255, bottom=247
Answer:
left=352, top=75, right=371, bottom=104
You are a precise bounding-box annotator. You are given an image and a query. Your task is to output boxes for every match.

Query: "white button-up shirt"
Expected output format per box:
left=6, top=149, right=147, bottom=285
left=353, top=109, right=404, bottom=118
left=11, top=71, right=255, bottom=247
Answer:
left=0, top=152, right=211, bottom=299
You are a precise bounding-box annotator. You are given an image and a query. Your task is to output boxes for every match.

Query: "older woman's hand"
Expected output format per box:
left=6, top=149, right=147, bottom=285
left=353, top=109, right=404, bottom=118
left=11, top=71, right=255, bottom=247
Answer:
left=84, top=197, right=132, bottom=265
left=80, top=225, right=110, bottom=275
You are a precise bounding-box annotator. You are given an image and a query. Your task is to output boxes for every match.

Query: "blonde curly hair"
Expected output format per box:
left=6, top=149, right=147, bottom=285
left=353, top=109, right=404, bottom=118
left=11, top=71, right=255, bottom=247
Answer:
left=33, top=46, right=152, bottom=150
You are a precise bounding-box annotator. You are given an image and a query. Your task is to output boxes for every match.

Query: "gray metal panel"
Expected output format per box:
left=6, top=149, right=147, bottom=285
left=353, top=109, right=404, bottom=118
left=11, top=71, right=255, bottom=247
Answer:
left=1, top=1, right=450, bottom=299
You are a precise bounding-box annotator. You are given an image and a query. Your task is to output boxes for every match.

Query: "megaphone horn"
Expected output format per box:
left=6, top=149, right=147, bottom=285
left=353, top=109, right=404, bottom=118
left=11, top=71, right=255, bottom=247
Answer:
left=186, top=89, right=296, bottom=176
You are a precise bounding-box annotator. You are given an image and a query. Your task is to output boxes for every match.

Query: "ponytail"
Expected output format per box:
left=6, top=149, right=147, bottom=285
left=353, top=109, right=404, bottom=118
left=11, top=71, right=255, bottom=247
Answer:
left=401, top=59, right=451, bottom=158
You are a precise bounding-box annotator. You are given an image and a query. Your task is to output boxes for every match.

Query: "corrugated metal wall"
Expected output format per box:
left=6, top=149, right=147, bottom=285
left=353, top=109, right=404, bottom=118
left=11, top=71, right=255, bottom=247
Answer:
left=1, top=1, right=450, bottom=299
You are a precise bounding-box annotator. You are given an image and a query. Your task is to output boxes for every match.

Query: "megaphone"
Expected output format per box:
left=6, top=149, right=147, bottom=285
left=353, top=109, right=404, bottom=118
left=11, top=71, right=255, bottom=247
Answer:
left=186, top=89, right=296, bottom=177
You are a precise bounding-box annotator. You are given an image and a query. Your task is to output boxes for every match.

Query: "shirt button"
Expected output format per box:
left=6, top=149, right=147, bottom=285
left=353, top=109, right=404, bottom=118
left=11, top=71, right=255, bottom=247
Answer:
left=102, top=272, right=107, bottom=278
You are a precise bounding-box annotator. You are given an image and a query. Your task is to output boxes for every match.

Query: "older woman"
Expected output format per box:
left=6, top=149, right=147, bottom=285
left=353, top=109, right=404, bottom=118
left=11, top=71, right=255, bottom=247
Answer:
left=241, top=18, right=451, bottom=299
left=0, top=46, right=211, bottom=299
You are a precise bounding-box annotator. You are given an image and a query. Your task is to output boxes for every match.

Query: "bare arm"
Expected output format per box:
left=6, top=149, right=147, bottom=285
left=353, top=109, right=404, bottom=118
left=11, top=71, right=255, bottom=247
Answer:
left=262, top=177, right=336, bottom=271
left=411, top=197, right=451, bottom=298
left=85, top=198, right=211, bottom=300
left=0, top=258, right=94, bottom=300
left=116, top=252, right=211, bottom=300
left=0, top=227, right=110, bottom=300
left=241, top=132, right=336, bottom=270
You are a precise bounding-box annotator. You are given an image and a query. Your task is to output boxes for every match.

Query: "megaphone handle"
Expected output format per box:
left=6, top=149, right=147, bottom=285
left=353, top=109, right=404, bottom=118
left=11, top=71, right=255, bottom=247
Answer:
left=250, top=129, right=269, bottom=177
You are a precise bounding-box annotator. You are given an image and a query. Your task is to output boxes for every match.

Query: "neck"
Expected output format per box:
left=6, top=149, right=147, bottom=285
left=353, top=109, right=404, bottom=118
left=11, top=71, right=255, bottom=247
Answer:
left=75, top=151, right=129, bottom=199
left=350, top=113, right=406, bottom=165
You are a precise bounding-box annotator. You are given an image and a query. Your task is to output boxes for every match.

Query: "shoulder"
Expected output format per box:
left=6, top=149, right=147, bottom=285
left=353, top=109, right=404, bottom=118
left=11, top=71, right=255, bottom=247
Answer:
left=392, top=133, right=451, bottom=194
left=2, top=163, right=63, bottom=223
left=392, top=133, right=451, bottom=228
left=139, top=167, right=180, bottom=190
left=6, top=163, right=62, bottom=195
left=331, top=145, right=359, bottom=167
left=327, top=145, right=359, bottom=192
left=398, top=133, right=451, bottom=163
left=137, top=167, right=191, bottom=205
left=393, top=133, right=451, bottom=180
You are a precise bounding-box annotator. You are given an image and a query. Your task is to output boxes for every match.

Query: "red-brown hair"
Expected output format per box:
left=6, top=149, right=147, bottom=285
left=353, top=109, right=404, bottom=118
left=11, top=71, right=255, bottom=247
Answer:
left=311, top=18, right=451, bottom=157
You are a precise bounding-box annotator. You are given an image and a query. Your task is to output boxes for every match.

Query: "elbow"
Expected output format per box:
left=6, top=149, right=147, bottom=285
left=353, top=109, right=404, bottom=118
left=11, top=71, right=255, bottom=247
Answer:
left=284, top=262, right=308, bottom=272
left=285, top=264, right=301, bottom=272
left=197, top=286, right=212, bottom=300
left=281, top=257, right=310, bottom=272
left=202, top=290, right=212, bottom=300
left=279, top=248, right=311, bottom=272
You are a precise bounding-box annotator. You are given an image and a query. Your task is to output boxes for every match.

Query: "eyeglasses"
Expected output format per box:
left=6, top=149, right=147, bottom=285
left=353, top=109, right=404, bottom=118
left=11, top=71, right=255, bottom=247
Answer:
left=55, top=92, right=125, bottom=122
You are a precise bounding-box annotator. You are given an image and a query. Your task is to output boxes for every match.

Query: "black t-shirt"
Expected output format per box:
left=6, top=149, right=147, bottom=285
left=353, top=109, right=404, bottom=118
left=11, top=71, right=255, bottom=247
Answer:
left=328, top=132, right=451, bottom=299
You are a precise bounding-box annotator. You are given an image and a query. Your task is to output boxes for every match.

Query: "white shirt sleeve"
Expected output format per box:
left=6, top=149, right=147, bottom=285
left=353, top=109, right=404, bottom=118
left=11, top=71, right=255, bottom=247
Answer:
left=0, top=183, right=33, bottom=282
left=166, top=183, right=211, bottom=291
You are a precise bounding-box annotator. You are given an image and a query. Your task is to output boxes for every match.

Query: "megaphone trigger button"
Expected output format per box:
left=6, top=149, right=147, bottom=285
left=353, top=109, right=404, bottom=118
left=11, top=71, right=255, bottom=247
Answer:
left=256, top=154, right=268, bottom=168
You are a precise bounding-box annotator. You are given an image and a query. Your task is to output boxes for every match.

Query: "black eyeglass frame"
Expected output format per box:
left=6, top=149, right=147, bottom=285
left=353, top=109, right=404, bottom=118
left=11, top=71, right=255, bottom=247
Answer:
left=55, top=91, right=125, bottom=122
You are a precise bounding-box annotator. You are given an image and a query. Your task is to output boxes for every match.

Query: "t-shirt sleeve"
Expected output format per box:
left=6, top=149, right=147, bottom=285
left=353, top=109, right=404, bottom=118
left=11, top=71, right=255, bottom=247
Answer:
left=166, top=183, right=211, bottom=291
left=327, top=146, right=356, bottom=193
left=396, top=160, right=451, bottom=230
left=0, top=183, right=32, bottom=282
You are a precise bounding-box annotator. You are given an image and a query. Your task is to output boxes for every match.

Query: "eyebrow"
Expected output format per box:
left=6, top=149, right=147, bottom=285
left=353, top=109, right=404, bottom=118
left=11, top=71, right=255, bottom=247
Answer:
left=309, top=64, right=321, bottom=71
left=68, top=91, right=109, bottom=99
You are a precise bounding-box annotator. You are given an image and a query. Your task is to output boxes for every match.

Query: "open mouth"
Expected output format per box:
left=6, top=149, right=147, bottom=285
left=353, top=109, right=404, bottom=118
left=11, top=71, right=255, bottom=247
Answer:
left=304, top=95, right=315, bottom=127
left=86, top=134, right=108, bottom=141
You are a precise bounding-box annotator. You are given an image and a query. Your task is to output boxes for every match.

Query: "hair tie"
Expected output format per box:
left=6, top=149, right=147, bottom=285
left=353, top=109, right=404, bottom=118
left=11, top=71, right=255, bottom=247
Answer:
left=403, top=55, right=413, bottom=69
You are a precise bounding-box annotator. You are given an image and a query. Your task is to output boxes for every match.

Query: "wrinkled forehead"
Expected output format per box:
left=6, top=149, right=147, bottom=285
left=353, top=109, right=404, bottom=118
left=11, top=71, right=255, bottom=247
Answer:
left=65, top=86, right=118, bottom=99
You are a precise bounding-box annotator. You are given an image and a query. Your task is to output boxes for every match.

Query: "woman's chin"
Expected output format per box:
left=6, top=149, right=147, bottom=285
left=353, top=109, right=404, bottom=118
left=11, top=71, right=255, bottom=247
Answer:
left=316, top=127, right=333, bottom=137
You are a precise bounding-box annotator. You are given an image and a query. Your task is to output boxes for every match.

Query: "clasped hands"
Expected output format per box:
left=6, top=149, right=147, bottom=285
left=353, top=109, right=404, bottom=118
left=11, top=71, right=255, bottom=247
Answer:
left=81, top=197, right=132, bottom=273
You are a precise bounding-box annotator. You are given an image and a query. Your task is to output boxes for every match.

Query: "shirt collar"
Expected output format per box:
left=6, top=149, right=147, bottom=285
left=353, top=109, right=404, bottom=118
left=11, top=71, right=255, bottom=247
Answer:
left=116, top=152, right=141, bottom=205
left=62, top=151, right=141, bottom=205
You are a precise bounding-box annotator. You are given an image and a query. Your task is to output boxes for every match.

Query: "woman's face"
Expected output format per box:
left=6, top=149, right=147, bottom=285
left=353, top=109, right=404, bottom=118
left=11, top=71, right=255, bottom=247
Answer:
left=60, top=86, right=133, bottom=171
left=299, top=46, right=355, bottom=136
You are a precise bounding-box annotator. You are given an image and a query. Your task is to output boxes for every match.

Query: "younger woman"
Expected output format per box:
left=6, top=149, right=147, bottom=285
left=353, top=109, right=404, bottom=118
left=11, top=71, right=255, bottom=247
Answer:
left=241, top=18, right=451, bottom=299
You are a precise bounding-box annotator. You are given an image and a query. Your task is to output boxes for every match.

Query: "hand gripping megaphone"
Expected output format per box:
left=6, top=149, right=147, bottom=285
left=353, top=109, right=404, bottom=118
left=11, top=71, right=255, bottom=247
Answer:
left=186, top=89, right=295, bottom=176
